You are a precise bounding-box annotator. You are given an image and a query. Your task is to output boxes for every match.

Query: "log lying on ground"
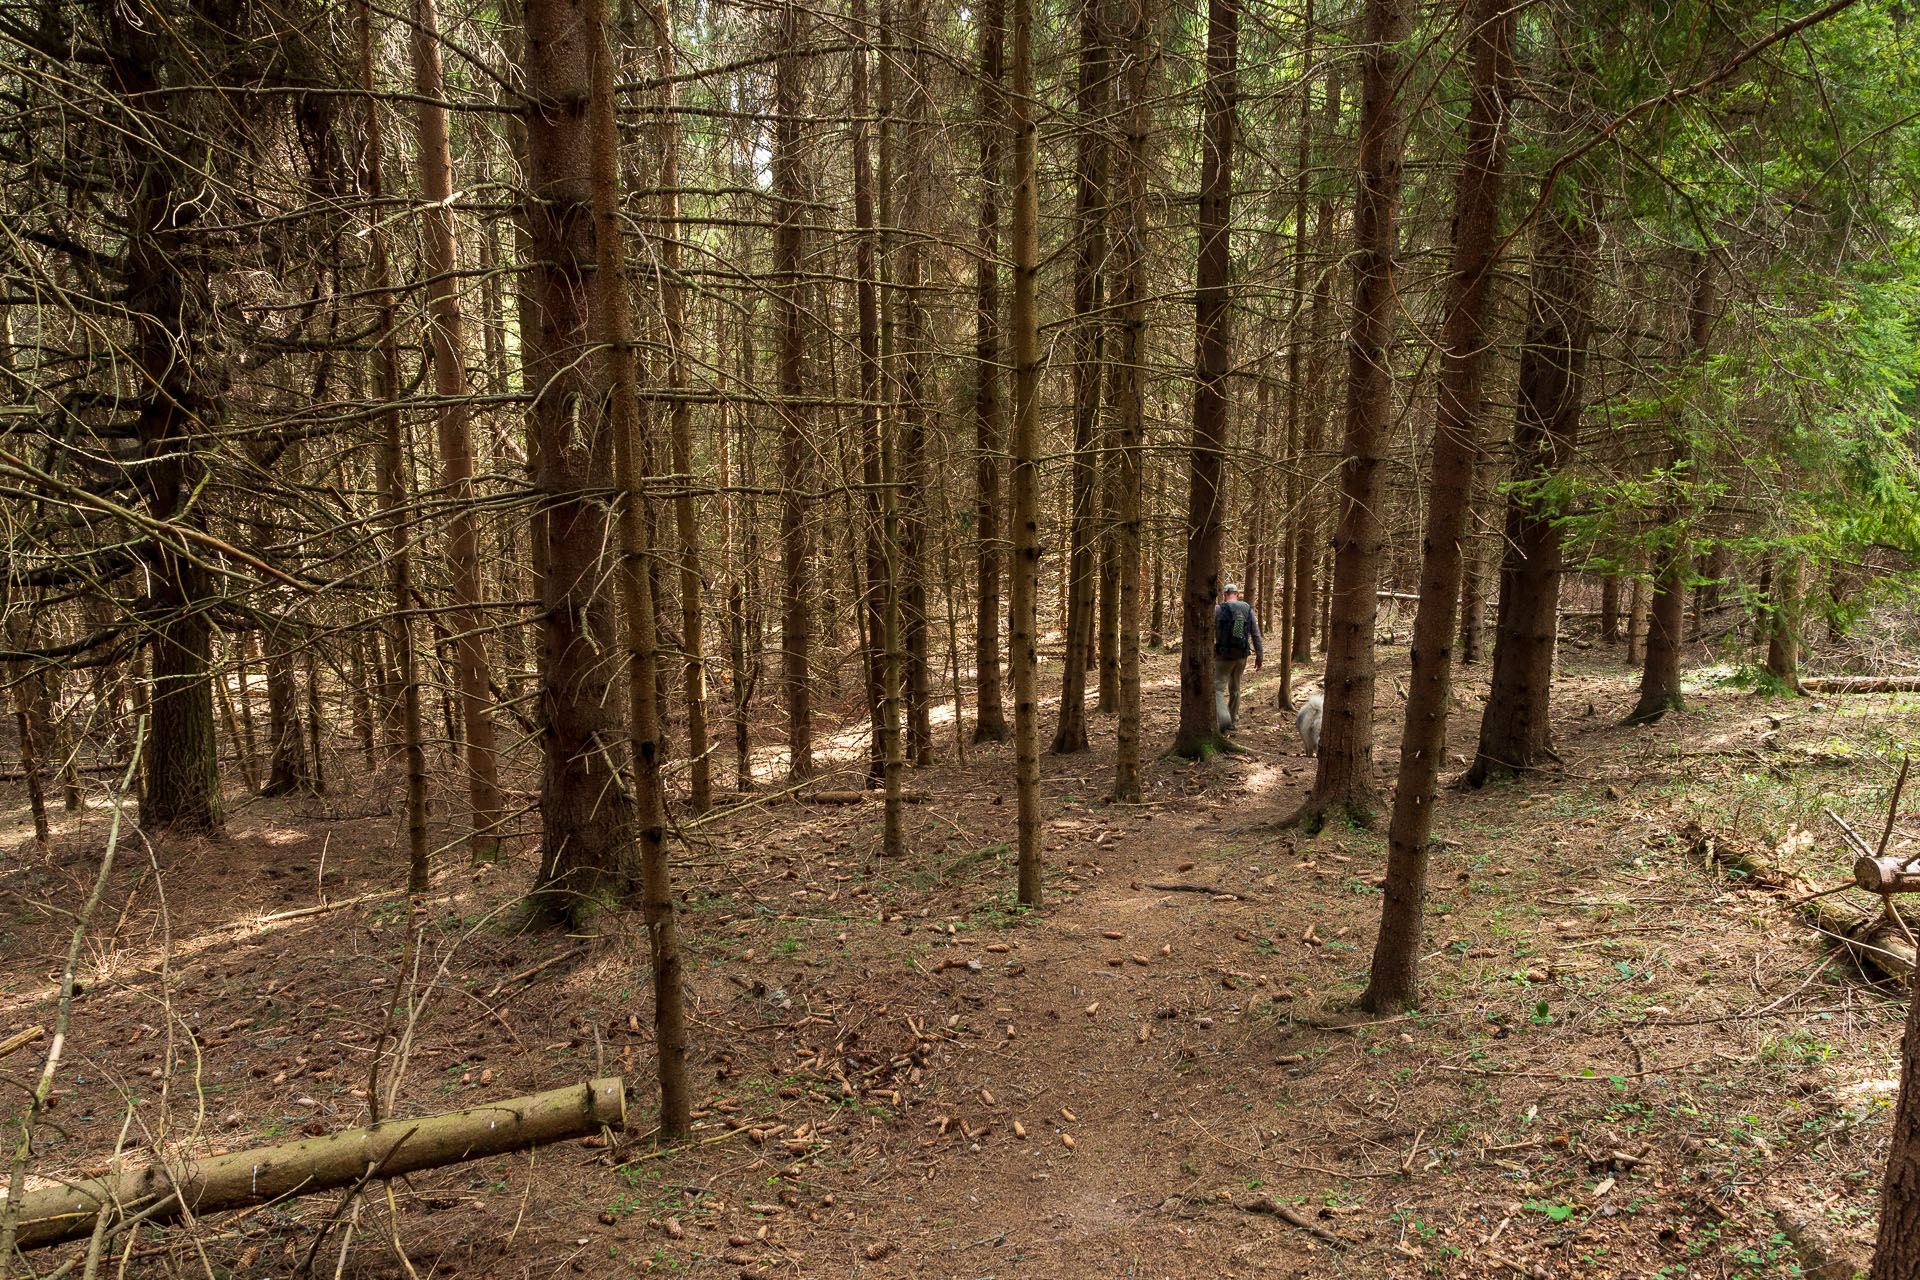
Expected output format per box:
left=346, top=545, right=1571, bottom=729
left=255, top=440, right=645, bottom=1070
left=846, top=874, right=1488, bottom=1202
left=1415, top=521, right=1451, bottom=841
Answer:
left=796, top=789, right=929, bottom=805
left=1799, top=675, right=1920, bottom=694
left=1682, top=822, right=1914, bottom=983
left=8, top=1077, right=624, bottom=1251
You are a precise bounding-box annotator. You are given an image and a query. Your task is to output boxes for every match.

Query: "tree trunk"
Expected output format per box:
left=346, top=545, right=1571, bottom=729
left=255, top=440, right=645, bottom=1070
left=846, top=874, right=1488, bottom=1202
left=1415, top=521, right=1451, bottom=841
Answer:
left=851, top=0, right=905, bottom=851
left=357, top=0, right=429, bottom=889
left=1599, top=572, right=1621, bottom=643
left=1873, top=974, right=1920, bottom=1279
left=646, top=1, right=711, bottom=814
left=1361, top=0, right=1512, bottom=1013
left=520, top=0, right=638, bottom=912
left=1110, top=0, right=1153, bottom=802
left=1457, top=454, right=1494, bottom=663
left=1290, top=66, right=1341, bottom=671
left=1096, top=453, right=1122, bottom=713
left=109, top=7, right=223, bottom=836
left=1628, top=253, right=1717, bottom=725
left=1287, top=0, right=1408, bottom=825
left=1052, top=0, right=1112, bottom=756
left=9, top=1079, right=625, bottom=1254
left=716, top=329, right=755, bottom=794
left=1462, top=197, right=1597, bottom=785
left=1169, top=0, right=1238, bottom=760
left=1765, top=552, right=1803, bottom=691
left=304, top=650, right=327, bottom=795
left=585, top=0, right=688, bottom=1135
left=1148, top=463, right=1165, bottom=647
left=1009, top=0, right=1044, bottom=906
left=233, top=634, right=260, bottom=777
left=1626, top=568, right=1647, bottom=667
left=894, top=0, right=934, bottom=766
left=970, top=0, right=1010, bottom=745
left=1277, top=10, right=1313, bottom=711
left=774, top=0, right=814, bottom=780
left=262, top=625, right=312, bottom=796
left=6, top=619, right=51, bottom=846
left=410, top=0, right=503, bottom=859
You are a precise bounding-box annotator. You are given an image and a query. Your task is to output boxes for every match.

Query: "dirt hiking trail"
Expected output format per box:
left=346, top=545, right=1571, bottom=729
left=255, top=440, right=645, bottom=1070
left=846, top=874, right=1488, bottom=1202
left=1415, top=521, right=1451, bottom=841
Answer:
left=2, top=642, right=1911, bottom=1279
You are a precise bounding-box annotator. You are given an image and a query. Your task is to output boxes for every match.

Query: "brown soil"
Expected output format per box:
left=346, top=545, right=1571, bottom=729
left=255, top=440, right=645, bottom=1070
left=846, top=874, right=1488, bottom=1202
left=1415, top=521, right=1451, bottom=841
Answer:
left=2, top=634, right=1909, bottom=1279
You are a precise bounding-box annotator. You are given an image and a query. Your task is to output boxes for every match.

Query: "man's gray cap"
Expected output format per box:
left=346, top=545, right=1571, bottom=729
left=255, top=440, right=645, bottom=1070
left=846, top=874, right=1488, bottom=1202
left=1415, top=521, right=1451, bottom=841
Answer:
left=1222, top=583, right=1240, bottom=594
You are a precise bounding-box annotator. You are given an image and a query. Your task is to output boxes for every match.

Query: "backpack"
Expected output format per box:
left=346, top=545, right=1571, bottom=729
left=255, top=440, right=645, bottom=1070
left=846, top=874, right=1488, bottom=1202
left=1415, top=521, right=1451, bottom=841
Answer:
left=1215, top=601, right=1250, bottom=658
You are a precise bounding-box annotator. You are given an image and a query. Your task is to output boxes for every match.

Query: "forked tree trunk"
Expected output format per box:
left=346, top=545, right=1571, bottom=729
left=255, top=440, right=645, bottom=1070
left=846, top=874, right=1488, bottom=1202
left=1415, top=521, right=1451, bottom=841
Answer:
left=1052, top=0, right=1111, bottom=756
left=586, top=0, right=688, bottom=1135
left=1110, top=0, right=1153, bottom=802
left=410, top=0, right=504, bottom=858
left=1169, top=0, right=1237, bottom=761
left=1628, top=253, right=1716, bottom=725
left=774, top=0, right=814, bottom=780
left=970, top=0, right=1010, bottom=745
left=1287, top=0, right=1409, bottom=825
left=520, top=0, right=637, bottom=912
left=1009, top=0, right=1044, bottom=906
left=357, top=0, right=428, bottom=889
left=1462, top=197, right=1596, bottom=786
left=1361, top=0, right=1512, bottom=1012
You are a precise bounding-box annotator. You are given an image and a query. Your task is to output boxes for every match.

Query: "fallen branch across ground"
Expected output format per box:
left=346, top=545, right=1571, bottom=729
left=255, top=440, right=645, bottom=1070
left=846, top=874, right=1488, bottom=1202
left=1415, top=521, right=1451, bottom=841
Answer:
left=9, top=1077, right=625, bottom=1251
left=1799, top=675, right=1920, bottom=693
left=1681, top=821, right=1914, bottom=984
left=1143, top=882, right=1241, bottom=899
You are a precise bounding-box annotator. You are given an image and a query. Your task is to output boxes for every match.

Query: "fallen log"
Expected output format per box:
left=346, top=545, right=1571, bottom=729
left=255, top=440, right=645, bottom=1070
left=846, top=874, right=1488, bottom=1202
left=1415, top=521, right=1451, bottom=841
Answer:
left=795, top=789, right=929, bottom=805
left=1799, top=675, right=1920, bottom=694
left=8, top=1077, right=625, bottom=1251
left=1682, top=822, right=1914, bottom=984
left=0, top=1025, right=44, bottom=1061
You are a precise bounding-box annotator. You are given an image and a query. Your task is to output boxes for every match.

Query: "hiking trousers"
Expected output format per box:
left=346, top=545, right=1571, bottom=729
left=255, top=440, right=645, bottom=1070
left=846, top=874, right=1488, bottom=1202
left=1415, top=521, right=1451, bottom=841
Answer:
left=1214, top=654, right=1248, bottom=731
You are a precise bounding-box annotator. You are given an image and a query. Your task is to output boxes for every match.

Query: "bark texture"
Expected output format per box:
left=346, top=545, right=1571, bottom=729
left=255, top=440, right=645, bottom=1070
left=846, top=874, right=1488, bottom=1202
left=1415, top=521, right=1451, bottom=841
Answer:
left=1288, top=0, right=1409, bottom=824
left=1009, top=0, right=1044, bottom=905
left=522, top=0, right=637, bottom=911
left=1362, top=0, right=1511, bottom=1012
left=1170, top=0, right=1238, bottom=760
left=1463, top=199, right=1596, bottom=785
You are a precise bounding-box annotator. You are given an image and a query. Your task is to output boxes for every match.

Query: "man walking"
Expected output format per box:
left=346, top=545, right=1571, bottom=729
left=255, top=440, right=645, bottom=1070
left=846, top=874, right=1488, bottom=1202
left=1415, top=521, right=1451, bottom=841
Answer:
left=1213, top=583, right=1263, bottom=732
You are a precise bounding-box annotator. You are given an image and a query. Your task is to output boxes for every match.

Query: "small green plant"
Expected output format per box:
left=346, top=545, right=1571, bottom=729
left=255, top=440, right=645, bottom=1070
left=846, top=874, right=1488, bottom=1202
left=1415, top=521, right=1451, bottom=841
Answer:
left=1524, top=1200, right=1576, bottom=1224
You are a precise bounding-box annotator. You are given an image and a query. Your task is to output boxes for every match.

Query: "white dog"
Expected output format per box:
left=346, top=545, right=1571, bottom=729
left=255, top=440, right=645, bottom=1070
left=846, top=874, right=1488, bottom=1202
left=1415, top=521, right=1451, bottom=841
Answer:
left=1296, top=692, right=1323, bottom=757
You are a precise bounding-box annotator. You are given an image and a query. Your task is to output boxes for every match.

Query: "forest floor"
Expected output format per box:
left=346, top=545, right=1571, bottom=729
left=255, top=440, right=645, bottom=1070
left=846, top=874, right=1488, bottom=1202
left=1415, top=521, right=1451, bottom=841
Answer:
left=4, top=627, right=1918, bottom=1280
